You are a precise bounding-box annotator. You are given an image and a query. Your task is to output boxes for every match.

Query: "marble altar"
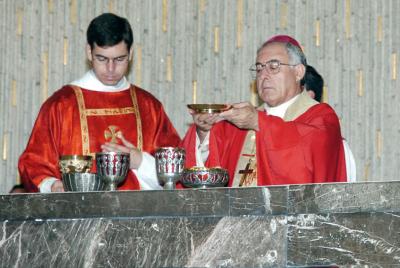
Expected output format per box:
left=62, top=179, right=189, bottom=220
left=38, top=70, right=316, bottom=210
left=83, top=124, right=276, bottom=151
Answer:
left=0, top=181, right=399, bottom=267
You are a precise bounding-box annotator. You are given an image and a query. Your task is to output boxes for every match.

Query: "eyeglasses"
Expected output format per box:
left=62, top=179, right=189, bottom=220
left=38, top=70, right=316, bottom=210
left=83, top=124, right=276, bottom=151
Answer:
left=249, top=59, right=297, bottom=77
left=92, top=54, right=130, bottom=65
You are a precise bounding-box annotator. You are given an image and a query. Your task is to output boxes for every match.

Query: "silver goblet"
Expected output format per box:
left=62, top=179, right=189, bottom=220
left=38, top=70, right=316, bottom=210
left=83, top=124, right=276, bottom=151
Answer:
left=62, top=173, right=106, bottom=192
left=96, top=152, right=130, bottom=191
left=155, top=147, right=185, bottom=190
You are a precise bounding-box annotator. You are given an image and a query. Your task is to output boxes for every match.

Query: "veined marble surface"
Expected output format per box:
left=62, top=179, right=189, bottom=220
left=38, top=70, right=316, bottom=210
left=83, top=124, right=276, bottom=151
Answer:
left=0, top=181, right=399, bottom=267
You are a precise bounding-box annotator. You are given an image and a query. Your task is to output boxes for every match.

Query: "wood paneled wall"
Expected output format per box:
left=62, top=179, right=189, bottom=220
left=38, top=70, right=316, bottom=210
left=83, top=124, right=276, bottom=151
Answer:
left=0, top=0, right=399, bottom=192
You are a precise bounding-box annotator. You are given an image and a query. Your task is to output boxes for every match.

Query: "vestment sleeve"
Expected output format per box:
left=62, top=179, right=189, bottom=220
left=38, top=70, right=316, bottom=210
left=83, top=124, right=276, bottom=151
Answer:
left=256, top=104, right=347, bottom=184
left=18, top=98, right=64, bottom=191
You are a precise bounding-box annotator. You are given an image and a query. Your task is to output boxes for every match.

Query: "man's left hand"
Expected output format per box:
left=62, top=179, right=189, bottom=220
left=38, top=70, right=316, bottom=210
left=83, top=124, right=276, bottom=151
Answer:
left=100, top=134, right=142, bottom=169
left=219, top=102, right=259, bottom=131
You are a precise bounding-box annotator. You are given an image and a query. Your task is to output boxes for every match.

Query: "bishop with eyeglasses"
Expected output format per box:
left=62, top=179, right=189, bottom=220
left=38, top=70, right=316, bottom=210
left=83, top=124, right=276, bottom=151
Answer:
left=181, top=35, right=347, bottom=187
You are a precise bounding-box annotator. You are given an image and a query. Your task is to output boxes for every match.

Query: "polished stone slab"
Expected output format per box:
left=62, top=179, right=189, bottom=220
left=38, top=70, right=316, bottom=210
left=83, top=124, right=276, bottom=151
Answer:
left=288, top=212, right=400, bottom=266
left=0, top=181, right=399, bottom=267
left=0, top=216, right=287, bottom=267
left=288, top=181, right=400, bottom=214
left=0, top=186, right=288, bottom=221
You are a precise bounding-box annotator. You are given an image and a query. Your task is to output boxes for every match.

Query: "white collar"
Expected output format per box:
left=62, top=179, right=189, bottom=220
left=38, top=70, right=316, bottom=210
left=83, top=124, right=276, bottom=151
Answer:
left=263, top=94, right=300, bottom=118
left=69, top=70, right=130, bottom=92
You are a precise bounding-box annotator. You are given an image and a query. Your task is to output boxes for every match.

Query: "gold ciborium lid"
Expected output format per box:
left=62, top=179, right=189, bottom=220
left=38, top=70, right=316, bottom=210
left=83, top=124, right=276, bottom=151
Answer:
left=59, top=155, right=93, bottom=174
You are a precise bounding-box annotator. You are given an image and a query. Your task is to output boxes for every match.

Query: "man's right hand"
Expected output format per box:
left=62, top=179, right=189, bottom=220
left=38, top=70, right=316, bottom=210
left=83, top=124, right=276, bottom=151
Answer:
left=51, top=180, right=65, bottom=192
left=219, top=102, right=259, bottom=131
left=189, top=109, right=222, bottom=143
left=100, top=133, right=143, bottom=170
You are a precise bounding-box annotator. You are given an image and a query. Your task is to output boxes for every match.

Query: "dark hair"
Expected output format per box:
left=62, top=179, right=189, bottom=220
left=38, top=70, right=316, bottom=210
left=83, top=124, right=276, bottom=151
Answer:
left=303, top=65, right=324, bottom=102
left=9, top=184, right=27, bottom=193
left=87, top=13, right=133, bottom=50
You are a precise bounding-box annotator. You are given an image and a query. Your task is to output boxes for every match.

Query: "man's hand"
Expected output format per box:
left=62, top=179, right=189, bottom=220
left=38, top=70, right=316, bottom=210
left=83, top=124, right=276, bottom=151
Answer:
left=101, top=134, right=142, bottom=169
left=189, top=109, right=222, bottom=143
left=219, top=102, right=259, bottom=130
left=51, top=180, right=65, bottom=192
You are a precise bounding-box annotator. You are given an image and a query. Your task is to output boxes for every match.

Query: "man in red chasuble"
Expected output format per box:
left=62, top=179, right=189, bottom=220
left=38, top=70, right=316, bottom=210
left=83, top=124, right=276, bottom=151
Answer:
left=181, top=35, right=347, bottom=187
left=19, top=13, right=181, bottom=192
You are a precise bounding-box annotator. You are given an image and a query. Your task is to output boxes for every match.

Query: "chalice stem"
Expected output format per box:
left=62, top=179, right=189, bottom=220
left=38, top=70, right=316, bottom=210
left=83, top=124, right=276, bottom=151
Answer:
left=164, top=181, right=175, bottom=190
left=107, top=183, right=117, bottom=191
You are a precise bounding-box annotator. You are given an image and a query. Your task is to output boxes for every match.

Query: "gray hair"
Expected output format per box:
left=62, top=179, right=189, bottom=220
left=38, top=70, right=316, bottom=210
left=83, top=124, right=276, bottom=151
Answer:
left=285, top=42, right=307, bottom=66
left=256, top=41, right=307, bottom=66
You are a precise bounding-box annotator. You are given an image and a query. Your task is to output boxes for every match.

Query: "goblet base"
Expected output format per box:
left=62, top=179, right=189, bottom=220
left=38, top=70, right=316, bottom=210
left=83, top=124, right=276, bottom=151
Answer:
left=104, top=183, right=118, bottom=191
left=98, top=175, right=125, bottom=191
left=163, top=180, right=176, bottom=190
left=157, top=173, right=181, bottom=190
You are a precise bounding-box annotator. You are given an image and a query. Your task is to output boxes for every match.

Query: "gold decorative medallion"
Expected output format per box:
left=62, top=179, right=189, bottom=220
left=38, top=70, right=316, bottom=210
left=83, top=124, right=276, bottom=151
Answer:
left=104, top=125, right=122, bottom=144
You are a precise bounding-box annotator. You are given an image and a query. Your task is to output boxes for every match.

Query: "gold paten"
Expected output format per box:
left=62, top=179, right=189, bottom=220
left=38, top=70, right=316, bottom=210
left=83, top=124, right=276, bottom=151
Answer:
left=187, top=104, right=232, bottom=114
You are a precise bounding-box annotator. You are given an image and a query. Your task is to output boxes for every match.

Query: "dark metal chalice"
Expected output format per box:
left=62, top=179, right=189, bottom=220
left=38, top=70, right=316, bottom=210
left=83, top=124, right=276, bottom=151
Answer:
left=96, top=152, right=130, bottom=191
left=155, top=147, right=185, bottom=190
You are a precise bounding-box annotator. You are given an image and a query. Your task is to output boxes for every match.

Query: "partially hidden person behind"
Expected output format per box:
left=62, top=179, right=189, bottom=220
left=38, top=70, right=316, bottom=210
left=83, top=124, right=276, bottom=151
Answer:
left=181, top=35, right=347, bottom=187
left=9, top=184, right=27, bottom=194
left=303, top=65, right=356, bottom=182
left=18, top=13, right=181, bottom=192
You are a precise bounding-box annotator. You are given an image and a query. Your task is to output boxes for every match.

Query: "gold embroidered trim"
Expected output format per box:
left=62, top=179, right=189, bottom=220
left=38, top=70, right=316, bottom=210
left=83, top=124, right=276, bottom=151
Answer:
left=239, top=156, right=257, bottom=187
left=232, top=131, right=257, bottom=187
left=73, top=86, right=90, bottom=155
left=85, top=107, right=136, bottom=116
left=72, top=85, right=143, bottom=154
left=130, top=86, right=143, bottom=151
left=239, top=133, right=257, bottom=187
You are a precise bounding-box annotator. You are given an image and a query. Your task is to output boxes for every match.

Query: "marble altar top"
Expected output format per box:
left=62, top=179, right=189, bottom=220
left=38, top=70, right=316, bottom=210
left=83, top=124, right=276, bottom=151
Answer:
left=1, top=181, right=398, bottom=221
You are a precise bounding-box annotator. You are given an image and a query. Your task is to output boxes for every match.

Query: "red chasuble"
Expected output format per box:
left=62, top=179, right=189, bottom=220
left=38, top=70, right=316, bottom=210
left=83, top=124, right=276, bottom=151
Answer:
left=181, top=103, right=347, bottom=186
left=19, top=85, right=181, bottom=192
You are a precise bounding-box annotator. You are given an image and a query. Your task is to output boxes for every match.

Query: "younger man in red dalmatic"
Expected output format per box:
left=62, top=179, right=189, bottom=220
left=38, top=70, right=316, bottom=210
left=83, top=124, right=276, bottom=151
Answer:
left=19, top=13, right=180, bottom=192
